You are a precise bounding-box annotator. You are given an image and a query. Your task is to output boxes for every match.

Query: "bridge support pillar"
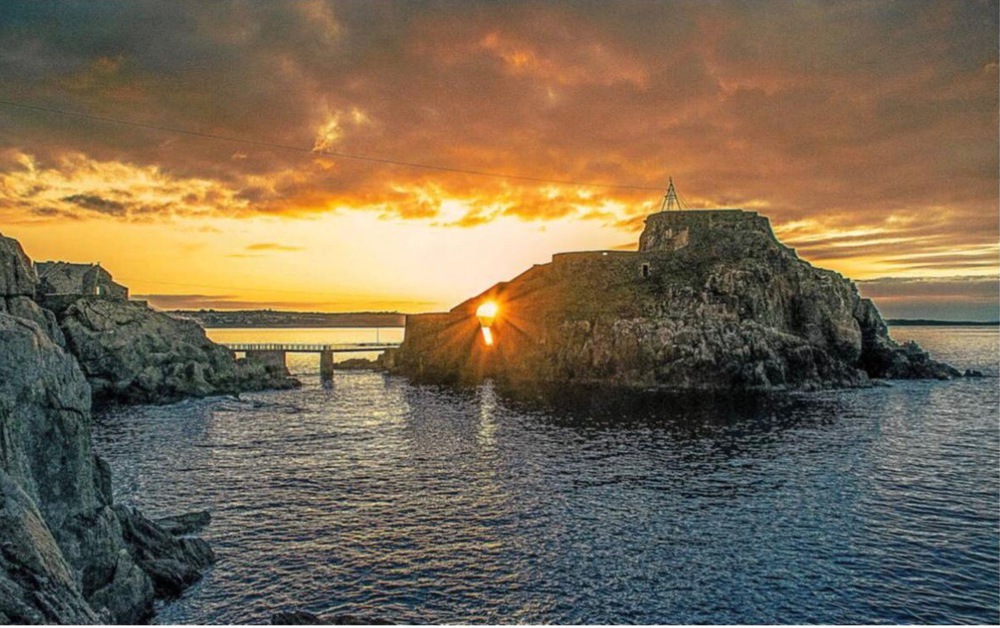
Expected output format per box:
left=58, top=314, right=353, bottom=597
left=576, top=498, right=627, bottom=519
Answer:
left=320, top=350, right=335, bottom=382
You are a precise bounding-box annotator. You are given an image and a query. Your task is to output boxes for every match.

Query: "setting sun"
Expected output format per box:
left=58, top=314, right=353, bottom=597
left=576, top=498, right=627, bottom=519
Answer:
left=476, top=301, right=499, bottom=326
left=0, top=3, right=996, bottom=625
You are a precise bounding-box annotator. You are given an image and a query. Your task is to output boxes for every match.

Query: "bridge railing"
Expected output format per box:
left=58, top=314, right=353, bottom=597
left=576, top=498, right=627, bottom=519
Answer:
left=222, top=342, right=401, bottom=352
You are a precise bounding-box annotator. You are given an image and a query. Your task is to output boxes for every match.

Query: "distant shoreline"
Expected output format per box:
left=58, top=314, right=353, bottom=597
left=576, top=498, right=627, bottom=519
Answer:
left=887, top=319, right=999, bottom=327
left=169, top=309, right=407, bottom=329
left=169, top=310, right=999, bottom=329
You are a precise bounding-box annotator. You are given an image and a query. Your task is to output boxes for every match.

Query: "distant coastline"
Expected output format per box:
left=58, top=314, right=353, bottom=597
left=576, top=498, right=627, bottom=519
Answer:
left=887, top=319, right=1000, bottom=327
left=170, top=309, right=406, bottom=328
left=168, top=310, right=1000, bottom=330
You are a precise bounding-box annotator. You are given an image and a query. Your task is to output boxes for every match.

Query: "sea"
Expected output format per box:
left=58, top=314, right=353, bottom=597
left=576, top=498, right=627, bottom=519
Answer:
left=91, top=326, right=1000, bottom=625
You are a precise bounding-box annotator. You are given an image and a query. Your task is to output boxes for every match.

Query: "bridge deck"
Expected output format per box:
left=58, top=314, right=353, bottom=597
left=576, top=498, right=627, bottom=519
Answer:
left=223, top=342, right=400, bottom=353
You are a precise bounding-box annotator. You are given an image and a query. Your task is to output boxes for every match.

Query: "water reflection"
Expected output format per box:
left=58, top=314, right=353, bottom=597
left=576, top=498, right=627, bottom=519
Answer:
left=476, top=381, right=497, bottom=450
left=90, top=331, right=999, bottom=624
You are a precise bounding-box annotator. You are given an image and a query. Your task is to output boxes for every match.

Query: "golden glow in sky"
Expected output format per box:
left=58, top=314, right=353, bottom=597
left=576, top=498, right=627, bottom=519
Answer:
left=0, top=1, right=996, bottom=319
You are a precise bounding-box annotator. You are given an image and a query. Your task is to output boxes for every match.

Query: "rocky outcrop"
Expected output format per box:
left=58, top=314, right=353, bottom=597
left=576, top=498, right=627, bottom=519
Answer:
left=0, top=470, right=99, bottom=624
left=113, top=506, right=215, bottom=599
left=0, top=235, right=36, bottom=297
left=52, top=298, right=299, bottom=407
left=0, top=232, right=218, bottom=623
left=0, top=236, right=65, bottom=347
left=391, top=210, right=959, bottom=391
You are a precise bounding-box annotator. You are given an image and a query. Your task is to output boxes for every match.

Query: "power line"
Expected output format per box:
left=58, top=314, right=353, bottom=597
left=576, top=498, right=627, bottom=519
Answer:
left=0, top=98, right=664, bottom=192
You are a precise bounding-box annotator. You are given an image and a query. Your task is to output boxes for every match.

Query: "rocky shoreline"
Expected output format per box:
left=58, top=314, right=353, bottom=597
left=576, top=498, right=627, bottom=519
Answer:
left=0, top=232, right=296, bottom=623
left=389, top=210, right=962, bottom=390
left=52, top=298, right=299, bottom=408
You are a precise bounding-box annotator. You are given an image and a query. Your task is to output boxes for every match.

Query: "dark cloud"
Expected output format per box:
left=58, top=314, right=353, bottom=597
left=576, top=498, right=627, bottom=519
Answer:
left=62, top=193, right=127, bottom=216
left=859, top=275, right=999, bottom=321
left=0, top=0, right=995, bottom=264
left=859, top=275, right=999, bottom=299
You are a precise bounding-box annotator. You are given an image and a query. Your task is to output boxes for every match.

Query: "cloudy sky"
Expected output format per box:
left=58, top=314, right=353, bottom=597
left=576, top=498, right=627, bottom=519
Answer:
left=0, top=0, right=996, bottom=318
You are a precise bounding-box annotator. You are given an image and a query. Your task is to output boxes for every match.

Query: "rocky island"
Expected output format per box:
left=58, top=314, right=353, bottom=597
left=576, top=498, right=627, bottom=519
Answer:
left=389, top=209, right=959, bottom=390
left=0, top=234, right=296, bottom=623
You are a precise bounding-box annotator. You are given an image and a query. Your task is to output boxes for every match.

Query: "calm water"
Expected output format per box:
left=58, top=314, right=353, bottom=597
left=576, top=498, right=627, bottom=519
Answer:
left=92, top=327, right=1000, bottom=624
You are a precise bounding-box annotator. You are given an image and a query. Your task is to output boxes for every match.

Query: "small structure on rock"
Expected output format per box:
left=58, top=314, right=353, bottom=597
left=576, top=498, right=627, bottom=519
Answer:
left=387, top=196, right=960, bottom=391
left=35, top=261, right=129, bottom=308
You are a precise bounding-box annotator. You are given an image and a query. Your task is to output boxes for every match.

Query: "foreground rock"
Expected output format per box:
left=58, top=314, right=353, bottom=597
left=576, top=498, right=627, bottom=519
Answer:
left=0, top=311, right=215, bottom=623
left=52, top=298, right=299, bottom=407
left=0, top=233, right=218, bottom=623
left=390, top=209, right=960, bottom=391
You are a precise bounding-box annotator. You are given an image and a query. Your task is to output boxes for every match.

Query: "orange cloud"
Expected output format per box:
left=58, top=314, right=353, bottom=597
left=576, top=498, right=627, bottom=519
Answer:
left=0, top=0, right=995, bottom=285
left=245, top=242, right=304, bottom=252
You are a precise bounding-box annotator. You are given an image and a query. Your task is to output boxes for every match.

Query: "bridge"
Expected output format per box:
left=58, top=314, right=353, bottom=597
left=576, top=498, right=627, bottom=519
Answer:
left=223, top=342, right=401, bottom=380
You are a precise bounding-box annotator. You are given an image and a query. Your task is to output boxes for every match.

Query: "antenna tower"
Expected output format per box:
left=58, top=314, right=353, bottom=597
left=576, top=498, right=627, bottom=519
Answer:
left=659, top=177, right=683, bottom=211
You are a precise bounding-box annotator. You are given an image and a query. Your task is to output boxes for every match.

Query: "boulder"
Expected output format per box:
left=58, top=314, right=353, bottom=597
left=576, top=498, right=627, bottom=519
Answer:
left=3, top=295, right=66, bottom=347
left=56, top=298, right=299, bottom=406
left=113, top=506, right=215, bottom=598
left=0, top=471, right=100, bottom=625
left=0, top=233, right=37, bottom=297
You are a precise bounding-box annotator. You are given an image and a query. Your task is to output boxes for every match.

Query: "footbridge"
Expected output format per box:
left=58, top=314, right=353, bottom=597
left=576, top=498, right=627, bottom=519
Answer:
left=224, top=342, right=401, bottom=380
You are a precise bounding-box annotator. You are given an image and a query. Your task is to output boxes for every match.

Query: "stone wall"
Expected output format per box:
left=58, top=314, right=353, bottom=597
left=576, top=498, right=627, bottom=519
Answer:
left=35, top=262, right=129, bottom=304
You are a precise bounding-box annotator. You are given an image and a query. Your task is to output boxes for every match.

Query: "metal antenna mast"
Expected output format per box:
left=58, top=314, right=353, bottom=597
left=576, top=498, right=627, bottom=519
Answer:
left=659, top=177, right=683, bottom=211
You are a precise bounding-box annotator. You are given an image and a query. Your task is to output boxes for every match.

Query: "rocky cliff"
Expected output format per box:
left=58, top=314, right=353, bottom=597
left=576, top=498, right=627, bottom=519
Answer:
left=50, top=298, right=298, bottom=407
left=0, top=233, right=236, bottom=623
left=390, top=210, right=959, bottom=391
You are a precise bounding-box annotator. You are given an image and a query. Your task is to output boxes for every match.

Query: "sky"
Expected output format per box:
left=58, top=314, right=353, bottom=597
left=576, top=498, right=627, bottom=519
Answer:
left=0, top=0, right=996, bottom=319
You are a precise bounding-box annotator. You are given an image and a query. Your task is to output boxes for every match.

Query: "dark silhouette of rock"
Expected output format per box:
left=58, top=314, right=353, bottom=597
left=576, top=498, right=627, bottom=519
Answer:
left=335, top=357, right=379, bottom=370
left=0, top=471, right=100, bottom=624
left=392, top=210, right=960, bottom=391
left=964, top=369, right=985, bottom=377
left=54, top=297, right=299, bottom=406
left=0, top=234, right=37, bottom=297
left=114, top=506, right=215, bottom=598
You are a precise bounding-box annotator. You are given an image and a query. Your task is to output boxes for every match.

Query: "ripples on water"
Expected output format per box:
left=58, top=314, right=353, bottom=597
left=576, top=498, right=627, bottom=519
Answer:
left=92, top=327, right=1000, bottom=624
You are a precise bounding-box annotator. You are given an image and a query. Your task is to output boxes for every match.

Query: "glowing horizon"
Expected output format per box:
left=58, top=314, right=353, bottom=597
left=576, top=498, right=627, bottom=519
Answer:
left=0, top=1, right=996, bottom=319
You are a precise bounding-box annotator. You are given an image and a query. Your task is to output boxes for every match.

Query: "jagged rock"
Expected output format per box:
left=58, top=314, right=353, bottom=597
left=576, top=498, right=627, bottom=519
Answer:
left=964, top=369, right=984, bottom=377
left=392, top=210, right=959, bottom=391
left=0, top=314, right=96, bottom=529
left=113, top=506, right=215, bottom=598
left=56, top=298, right=299, bottom=406
left=0, top=471, right=100, bottom=625
left=2, top=296, right=66, bottom=347
left=0, top=234, right=37, bottom=297
left=57, top=506, right=153, bottom=624
left=0, top=312, right=152, bottom=623
left=0, top=234, right=218, bottom=623
left=335, top=357, right=379, bottom=370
